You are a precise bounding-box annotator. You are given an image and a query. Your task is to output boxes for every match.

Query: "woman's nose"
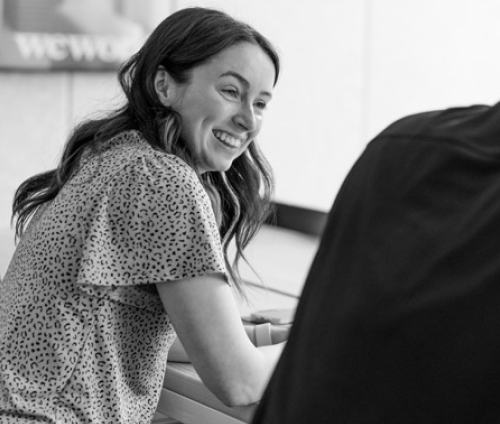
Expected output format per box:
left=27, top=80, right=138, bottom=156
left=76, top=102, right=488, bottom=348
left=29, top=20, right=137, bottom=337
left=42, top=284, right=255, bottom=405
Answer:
left=234, top=103, right=257, bottom=132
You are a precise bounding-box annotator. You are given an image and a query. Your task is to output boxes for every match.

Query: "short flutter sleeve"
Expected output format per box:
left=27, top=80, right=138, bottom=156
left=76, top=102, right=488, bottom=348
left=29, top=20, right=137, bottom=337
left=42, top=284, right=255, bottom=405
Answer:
left=76, top=151, right=226, bottom=309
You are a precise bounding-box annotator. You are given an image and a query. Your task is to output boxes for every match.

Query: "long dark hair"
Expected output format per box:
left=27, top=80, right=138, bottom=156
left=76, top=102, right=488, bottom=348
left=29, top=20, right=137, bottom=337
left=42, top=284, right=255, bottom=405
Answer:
left=12, top=7, right=280, bottom=295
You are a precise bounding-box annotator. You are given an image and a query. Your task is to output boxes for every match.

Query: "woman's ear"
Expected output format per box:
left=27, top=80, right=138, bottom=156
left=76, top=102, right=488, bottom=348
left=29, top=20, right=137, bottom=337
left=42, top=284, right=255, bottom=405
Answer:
left=154, top=67, right=176, bottom=107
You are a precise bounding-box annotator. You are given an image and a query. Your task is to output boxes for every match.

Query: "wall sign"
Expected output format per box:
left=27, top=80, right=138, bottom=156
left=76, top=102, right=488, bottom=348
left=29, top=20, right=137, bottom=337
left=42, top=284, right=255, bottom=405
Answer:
left=0, top=0, right=147, bottom=71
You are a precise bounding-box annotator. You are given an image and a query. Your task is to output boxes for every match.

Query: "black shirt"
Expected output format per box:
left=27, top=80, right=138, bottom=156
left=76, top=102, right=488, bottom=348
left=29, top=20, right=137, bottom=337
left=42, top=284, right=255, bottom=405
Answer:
left=253, top=103, right=500, bottom=424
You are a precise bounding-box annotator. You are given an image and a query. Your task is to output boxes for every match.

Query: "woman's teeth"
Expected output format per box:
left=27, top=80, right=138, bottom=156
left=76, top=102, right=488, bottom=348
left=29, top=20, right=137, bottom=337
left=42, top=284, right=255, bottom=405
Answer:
left=213, top=131, right=241, bottom=148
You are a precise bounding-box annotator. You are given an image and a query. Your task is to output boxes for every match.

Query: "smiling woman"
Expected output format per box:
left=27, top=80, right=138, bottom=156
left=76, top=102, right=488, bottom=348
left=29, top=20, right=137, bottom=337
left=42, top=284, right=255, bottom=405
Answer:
left=0, top=7, right=286, bottom=424
left=153, top=42, right=276, bottom=174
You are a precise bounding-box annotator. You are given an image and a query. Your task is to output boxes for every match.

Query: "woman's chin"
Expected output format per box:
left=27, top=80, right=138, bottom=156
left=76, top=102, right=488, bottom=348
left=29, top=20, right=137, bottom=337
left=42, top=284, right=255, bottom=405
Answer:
left=204, top=160, right=234, bottom=174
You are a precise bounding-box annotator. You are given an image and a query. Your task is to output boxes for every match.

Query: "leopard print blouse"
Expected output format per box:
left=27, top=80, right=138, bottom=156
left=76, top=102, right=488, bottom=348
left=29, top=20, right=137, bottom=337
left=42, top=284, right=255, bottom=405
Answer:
left=0, top=130, right=226, bottom=423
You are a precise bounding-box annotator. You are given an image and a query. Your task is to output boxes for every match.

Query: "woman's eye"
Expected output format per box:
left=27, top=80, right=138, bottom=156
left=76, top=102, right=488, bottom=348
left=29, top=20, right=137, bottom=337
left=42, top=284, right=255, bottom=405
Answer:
left=255, top=101, right=268, bottom=110
left=222, top=88, right=239, bottom=98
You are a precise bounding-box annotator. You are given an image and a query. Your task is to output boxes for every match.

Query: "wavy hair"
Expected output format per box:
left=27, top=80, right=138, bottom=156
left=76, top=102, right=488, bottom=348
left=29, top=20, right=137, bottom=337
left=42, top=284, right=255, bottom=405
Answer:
left=13, top=7, right=279, bottom=295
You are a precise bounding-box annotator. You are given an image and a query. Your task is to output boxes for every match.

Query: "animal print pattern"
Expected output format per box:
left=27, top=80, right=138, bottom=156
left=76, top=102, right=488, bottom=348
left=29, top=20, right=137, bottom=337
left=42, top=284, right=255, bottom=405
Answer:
left=0, top=131, right=226, bottom=423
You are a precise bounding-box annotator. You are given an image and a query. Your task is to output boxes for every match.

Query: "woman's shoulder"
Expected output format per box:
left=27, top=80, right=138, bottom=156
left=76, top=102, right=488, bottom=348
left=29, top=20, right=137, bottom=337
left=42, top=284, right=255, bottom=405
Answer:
left=104, top=130, right=191, bottom=171
left=76, top=130, right=198, bottom=187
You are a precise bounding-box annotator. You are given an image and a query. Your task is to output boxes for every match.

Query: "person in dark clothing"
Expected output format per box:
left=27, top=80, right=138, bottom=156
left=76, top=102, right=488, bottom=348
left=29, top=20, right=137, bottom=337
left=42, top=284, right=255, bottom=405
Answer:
left=252, top=102, right=500, bottom=424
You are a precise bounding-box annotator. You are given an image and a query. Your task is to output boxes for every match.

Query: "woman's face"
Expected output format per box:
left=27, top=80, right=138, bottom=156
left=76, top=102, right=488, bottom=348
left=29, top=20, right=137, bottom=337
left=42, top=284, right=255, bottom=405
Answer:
left=167, top=42, right=276, bottom=173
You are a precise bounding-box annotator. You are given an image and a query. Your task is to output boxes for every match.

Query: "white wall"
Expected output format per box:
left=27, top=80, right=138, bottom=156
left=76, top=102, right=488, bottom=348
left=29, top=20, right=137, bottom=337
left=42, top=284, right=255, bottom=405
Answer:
left=366, top=0, right=500, bottom=136
left=2, top=0, right=500, bottom=274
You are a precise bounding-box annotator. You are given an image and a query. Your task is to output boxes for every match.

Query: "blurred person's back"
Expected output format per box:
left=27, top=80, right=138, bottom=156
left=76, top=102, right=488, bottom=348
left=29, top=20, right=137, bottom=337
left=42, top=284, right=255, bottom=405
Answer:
left=253, top=101, right=500, bottom=424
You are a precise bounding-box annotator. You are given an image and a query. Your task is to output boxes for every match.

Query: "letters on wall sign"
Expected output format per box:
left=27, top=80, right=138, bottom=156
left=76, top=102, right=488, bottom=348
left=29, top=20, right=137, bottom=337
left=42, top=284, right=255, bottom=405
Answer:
left=0, top=0, right=147, bottom=71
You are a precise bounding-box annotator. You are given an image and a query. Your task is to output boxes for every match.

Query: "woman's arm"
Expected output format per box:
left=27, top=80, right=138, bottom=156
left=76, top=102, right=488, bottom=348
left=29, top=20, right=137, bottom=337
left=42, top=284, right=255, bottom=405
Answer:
left=168, top=322, right=290, bottom=363
left=156, top=274, right=286, bottom=406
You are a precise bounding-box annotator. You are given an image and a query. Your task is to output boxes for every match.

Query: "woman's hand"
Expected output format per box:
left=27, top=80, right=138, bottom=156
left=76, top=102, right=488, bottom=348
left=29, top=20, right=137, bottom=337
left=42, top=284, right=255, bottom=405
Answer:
left=244, top=323, right=291, bottom=346
left=271, top=324, right=291, bottom=344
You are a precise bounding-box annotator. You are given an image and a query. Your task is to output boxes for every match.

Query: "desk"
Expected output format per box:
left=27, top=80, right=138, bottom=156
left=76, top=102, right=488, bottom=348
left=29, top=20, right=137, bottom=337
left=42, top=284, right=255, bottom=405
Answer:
left=154, top=224, right=320, bottom=424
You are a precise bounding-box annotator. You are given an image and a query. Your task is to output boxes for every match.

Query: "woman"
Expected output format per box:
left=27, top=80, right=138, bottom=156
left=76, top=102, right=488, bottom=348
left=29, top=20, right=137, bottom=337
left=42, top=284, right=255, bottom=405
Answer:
left=0, top=7, right=285, bottom=424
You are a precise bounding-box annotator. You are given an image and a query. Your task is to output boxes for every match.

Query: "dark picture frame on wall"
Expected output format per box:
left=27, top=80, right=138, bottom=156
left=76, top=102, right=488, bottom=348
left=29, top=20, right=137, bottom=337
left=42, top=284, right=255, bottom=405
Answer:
left=0, top=0, right=148, bottom=71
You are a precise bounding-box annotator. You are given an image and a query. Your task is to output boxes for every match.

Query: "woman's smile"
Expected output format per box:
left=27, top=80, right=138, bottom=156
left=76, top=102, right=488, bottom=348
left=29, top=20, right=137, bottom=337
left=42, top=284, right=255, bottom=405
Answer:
left=212, top=130, right=244, bottom=149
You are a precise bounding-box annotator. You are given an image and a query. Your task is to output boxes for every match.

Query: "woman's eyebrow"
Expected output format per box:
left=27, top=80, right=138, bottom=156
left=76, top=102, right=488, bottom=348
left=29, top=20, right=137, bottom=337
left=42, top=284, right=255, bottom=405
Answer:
left=219, top=71, right=273, bottom=98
